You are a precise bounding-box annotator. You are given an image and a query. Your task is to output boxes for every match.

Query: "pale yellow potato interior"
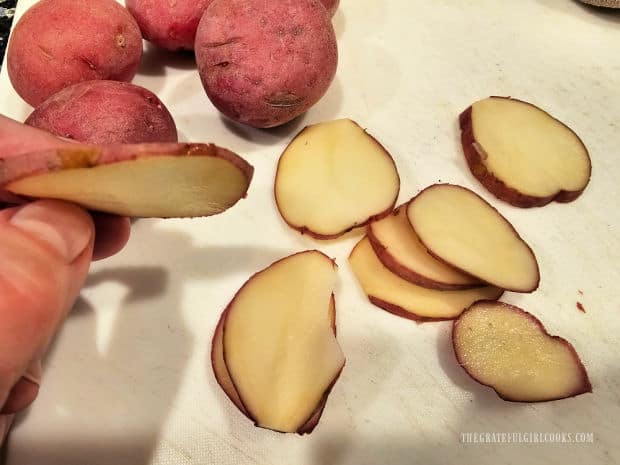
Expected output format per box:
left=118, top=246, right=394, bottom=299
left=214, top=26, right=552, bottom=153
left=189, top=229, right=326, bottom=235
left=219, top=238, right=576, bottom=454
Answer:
left=369, top=206, right=479, bottom=287
left=408, top=185, right=538, bottom=291
left=223, top=251, right=345, bottom=433
left=7, top=156, right=249, bottom=218
left=275, top=119, right=399, bottom=235
left=472, top=98, right=590, bottom=197
left=349, top=238, right=502, bottom=319
left=454, top=302, right=587, bottom=401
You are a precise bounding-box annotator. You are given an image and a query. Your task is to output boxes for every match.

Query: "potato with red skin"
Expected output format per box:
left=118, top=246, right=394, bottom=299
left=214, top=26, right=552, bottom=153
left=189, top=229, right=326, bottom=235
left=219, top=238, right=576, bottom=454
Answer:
left=195, top=0, right=338, bottom=128
left=126, top=0, right=214, bottom=51
left=7, top=0, right=143, bottom=107
left=321, top=0, right=340, bottom=17
left=25, top=80, right=178, bottom=145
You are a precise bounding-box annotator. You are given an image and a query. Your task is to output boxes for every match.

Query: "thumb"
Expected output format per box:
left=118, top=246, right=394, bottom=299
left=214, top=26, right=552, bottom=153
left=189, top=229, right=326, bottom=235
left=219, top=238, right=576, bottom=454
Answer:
left=0, top=200, right=94, bottom=415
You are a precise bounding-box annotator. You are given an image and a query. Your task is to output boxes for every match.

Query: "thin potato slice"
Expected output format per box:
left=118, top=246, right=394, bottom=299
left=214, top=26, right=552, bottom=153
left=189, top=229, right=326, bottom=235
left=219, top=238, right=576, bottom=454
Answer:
left=1, top=143, right=254, bottom=218
left=349, top=238, right=503, bottom=321
left=459, top=97, right=591, bottom=207
left=275, top=119, right=400, bottom=239
left=222, top=251, right=345, bottom=433
left=407, top=184, right=539, bottom=293
left=368, top=204, right=481, bottom=290
left=211, top=296, right=337, bottom=434
left=453, top=301, right=592, bottom=402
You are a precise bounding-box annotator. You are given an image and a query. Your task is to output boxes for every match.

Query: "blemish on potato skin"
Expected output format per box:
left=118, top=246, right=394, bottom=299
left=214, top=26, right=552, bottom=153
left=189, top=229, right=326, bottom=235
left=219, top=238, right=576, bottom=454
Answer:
left=37, top=45, right=54, bottom=61
left=265, top=92, right=305, bottom=108
left=80, top=57, right=98, bottom=71
left=205, top=37, right=241, bottom=48
left=116, top=33, right=127, bottom=48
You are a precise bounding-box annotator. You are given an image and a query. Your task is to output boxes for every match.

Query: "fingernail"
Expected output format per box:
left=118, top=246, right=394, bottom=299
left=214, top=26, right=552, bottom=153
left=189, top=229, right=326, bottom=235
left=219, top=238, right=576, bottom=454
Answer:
left=9, top=200, right=93, bottom=262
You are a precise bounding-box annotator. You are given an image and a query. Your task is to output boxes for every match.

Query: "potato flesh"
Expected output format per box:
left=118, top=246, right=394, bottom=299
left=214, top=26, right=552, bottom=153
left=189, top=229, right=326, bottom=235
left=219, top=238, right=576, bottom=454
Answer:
left=275, top=119, right=399, bottom=236
left=472, top=98, right=590, bottom=197
left=349, top=238, right=502, bottom=320
left=369, top=206, right=479, bottom=288
left=407, top=185, right=538, bottom=292
left=454, top=302, right=589, bottom=401
left=6, top=156, right=249, bottom=218
left=223, top=251, right=344, bottom=433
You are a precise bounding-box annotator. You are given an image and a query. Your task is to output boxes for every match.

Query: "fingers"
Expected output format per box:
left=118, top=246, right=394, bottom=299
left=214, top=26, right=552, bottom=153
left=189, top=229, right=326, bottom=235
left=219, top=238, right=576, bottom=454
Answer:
left=0, top=200, right=95, bottom=411
left=91, top=212, right=131, bottom=261
left=0, top=114, right=74, bottom=160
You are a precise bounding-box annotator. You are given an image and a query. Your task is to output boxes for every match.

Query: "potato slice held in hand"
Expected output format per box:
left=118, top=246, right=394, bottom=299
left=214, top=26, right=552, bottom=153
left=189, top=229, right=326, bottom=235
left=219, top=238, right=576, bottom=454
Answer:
left=368, top=204, right=482, bottom=290
left=275, top=119, right=400, bottom=239
left=453, top=301, right=592, bottom=402
left=349, top=238, right=503, bottom=321
left=459, top=97, right=591, bottom=207
left=221, top=251, right=345, bottom=434
left=407, top=184, right=540, bottom=292
left=0, top=143, right=254, bottom=218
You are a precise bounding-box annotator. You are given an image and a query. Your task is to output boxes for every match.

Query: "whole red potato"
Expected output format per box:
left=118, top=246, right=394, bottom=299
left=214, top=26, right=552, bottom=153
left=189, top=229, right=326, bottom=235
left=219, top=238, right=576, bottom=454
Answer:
left=195, top=0, right=338, bottom=128
left=25, top=81, right=178, bottom=145
left=7, top=0, right=143, bottom=107
left=126, top=0, right=214, bottom=51
left=322, top=0, right=340, bottom=16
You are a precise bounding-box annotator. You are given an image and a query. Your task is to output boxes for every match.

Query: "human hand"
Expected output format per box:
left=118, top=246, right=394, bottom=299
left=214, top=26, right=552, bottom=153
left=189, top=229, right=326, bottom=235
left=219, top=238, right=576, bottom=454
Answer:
left=0, top=200, right=130, bottom=443
left=0, top=115, right=131, bottom=444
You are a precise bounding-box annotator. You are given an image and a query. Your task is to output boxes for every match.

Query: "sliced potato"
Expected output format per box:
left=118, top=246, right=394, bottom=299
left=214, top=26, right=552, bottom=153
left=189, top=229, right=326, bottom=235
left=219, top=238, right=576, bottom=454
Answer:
left=407, top=184, right=540, bottom=293
left=349, top=237, right=503, bottom=321
left=453, top=301, right=592, bottom=402
left=1, top=143, right=254, bottom=218
left=275, top=119, right=400, bottom=239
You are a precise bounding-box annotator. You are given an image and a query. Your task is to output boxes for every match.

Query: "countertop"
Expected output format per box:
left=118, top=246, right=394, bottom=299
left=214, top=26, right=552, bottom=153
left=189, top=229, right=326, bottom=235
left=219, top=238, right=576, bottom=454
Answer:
left=0, top=1, right=620, bottom=465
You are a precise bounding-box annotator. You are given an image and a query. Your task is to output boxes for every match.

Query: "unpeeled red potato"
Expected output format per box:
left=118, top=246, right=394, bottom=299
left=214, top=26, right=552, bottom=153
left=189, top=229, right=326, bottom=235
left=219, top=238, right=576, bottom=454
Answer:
left=7, top=0, right=143, bottom=107
left=25, top=81, right=178, bottom=145
left=126, top=0, right=213, bottom=51
left=321, top=0, right=340, bottom=16
left=195, top=0, right=338, bottom=128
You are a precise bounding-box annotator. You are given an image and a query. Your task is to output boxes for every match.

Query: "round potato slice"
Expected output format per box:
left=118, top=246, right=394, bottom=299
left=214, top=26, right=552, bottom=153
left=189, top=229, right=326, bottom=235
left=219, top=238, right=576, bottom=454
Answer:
left=275, top=119, right=400, bottom=239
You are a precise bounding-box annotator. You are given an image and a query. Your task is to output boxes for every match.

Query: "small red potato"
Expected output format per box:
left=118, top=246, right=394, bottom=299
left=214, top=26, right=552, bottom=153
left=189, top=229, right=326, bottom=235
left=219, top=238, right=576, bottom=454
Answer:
left=25, top=81, right=178, bottom=145
left=126, top=0, right=214, bottom=51
left=195, top=0, right=338, bottom=128
left=7, top=0, right=143, bottom=107
left=321, top=0, right=340, bottom=16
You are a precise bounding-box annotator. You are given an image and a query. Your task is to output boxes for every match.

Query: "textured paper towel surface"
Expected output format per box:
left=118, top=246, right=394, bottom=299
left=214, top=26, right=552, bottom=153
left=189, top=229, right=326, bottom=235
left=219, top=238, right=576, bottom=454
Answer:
left=0, top=1, right=619, bottom=464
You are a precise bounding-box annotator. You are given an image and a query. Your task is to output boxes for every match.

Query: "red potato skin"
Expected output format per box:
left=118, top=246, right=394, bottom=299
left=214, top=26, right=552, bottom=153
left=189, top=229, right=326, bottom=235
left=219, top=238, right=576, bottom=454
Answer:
left=195, top=0, right=338, bottom=128
left=126, top=0, right=214, bottom=51
left=25, top=81, right=178, bottom=145
left=367, top=204, right=483, bottom=291
left=0, top=143, right=254, bottom=205
left=459, top=97, right=592, bottom=208
left=321, top=0, right=340, bottom=17
left=452, top=301, right=593, bottom=402
left=274, top=122, right=400, bottom=240
left=7, top=0, right=143, bottom=107
left=220, top=251, right=344, bottom=434
left=408, top=183, right=541, bottom=293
